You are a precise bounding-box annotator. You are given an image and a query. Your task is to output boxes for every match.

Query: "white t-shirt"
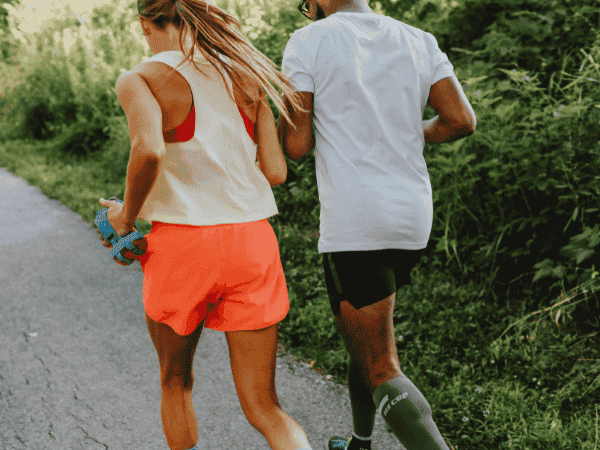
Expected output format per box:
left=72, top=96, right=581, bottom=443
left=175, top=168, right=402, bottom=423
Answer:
left=281, top=12, right=456, bottom=253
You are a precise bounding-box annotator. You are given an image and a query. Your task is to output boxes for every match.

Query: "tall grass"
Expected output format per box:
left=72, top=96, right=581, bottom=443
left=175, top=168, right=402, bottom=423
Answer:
left=0, top=0, right=599, bottom=448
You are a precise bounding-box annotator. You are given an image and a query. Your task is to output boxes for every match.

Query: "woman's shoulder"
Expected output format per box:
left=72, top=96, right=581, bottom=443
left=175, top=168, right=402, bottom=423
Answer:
left=132, top=62, right=179, bottom=85
left=132, top=62, right=191, bottom=106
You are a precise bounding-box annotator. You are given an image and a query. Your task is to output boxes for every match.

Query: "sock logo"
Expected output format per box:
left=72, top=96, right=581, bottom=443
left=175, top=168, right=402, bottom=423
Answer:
left=377, top=395, right=389, bottom=416
left=382, top=392, right=408, bottom=417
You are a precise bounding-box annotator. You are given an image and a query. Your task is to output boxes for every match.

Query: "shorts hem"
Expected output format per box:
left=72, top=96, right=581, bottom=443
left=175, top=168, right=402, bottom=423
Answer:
left=204, top=316, right=283, bottom=332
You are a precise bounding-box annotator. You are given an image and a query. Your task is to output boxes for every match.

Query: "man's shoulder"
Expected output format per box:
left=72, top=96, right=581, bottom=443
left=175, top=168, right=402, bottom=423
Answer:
left=293, top=14, right=427, bottom=39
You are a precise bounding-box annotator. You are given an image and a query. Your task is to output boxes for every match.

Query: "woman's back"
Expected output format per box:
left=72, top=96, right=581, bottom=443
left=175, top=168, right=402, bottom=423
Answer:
left=131, top=50, right=278, bottom=228
left=132, top=61, right=259, bottom=143
left=132, top=57, right=286, bottom=186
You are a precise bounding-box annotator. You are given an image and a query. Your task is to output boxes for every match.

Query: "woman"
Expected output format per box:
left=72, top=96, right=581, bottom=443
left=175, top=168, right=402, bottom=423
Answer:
left=95, top=0, right=315, bottom=449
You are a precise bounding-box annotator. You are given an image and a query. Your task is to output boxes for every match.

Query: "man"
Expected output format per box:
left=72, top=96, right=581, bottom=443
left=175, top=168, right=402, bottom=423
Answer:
left=276, top=1, right=477, bottom=449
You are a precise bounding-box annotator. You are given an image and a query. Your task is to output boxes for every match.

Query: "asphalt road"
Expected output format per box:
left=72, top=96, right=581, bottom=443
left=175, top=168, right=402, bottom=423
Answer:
left=0, top=166, right=406, bottom=450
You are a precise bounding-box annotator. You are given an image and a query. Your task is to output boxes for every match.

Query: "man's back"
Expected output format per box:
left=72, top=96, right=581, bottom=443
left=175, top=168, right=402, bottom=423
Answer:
left=282, top=12, right=466, bottom=254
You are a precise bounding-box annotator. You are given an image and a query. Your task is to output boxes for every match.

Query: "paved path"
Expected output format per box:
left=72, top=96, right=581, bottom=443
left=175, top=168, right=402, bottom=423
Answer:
left=0, top=166, right=405, bottom=450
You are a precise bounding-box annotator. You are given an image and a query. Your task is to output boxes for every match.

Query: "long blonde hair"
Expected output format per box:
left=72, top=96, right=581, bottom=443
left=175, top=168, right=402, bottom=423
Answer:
left=137, top=0, right=308, bottom=129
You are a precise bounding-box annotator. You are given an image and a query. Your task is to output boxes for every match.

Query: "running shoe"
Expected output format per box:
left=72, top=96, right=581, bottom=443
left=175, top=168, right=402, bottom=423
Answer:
left=328, top=435, right=348, bottom=450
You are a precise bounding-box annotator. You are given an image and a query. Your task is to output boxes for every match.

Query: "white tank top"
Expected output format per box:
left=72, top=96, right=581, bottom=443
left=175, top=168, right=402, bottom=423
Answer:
left=136, top=50, right=279, bottom=226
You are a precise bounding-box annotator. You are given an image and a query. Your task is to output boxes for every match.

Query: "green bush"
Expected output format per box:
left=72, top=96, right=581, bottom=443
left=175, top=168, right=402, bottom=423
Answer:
left=0, top=1, right=24, bottom=64
left=408, top=0, right=600, bottom=89
left=0, top=2, right=144, bottom=143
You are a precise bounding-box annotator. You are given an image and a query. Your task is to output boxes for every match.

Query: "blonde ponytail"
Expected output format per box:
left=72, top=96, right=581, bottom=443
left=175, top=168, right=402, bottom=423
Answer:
left=138, top=0, right=308, bottom=129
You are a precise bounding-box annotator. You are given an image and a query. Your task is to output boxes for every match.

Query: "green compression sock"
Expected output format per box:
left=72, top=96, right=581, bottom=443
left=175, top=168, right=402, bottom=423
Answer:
left=372, top=374, right=449, bottom=450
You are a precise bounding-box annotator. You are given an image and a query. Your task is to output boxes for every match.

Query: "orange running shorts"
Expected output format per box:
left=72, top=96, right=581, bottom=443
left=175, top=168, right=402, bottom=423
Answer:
left=138, top=218, right=290, bottom=335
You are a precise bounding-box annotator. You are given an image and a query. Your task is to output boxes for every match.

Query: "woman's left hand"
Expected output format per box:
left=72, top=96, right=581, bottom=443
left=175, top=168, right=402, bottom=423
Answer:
left=95, top=198, right=136, bottom=248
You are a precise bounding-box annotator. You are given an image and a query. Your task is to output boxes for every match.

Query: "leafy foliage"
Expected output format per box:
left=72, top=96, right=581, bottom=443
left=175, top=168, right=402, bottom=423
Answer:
left=0, top=0, right=22, bottom=63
